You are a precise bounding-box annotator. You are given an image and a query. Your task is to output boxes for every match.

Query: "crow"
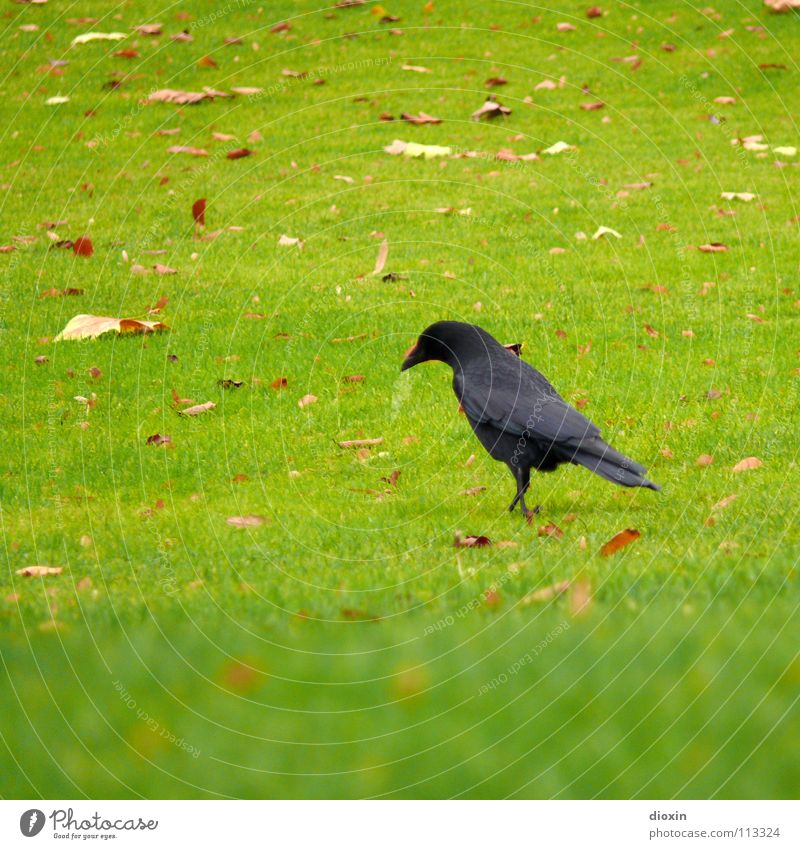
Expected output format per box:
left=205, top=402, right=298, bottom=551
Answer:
left=401, top=320, right=660, bottom=515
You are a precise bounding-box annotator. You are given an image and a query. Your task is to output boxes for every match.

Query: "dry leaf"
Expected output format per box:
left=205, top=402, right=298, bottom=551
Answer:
left=179, top=401, right=215, bottom=416
left=593, top=226, right=621, bottom=239
left=16, top=565, right=63, bottom=577
left=371, top=239, right=389, bottom=276
left=721, top=191, right=756, bottom=202
left=192, top=198, right=206, bottom=226
left=580, top=101, right=605, bottom=111
left=54, top=314, right=167, bottom=342
left=699, top=243, right=728, bottom=253
left=541, top=141, right=574, bottom=155
left=599, top=528, right=640, bottom=556
left=339, top=437, right=383, bottom=448
left=522, top=580, right=571, bottom=604
left=167, top=145, right=208, bottom=156
left=226, top=515, right=266, bottom=528
left=569, top=578, right=592, bottom=617
left=454, top=532, right=491, bottom=548
left=461, top=486, right=486, bottom=496
left=697, top=454, right=714, bottom=467
left=402, top=64, right=432, bottom=73
left=471, top=97, right=511, bottom=120
left=73, top=236, right=93, bottom=257
left=72, top=32, right=127, bottom=46
left=278, top=234, right=304, bottom=248
left=227, top=148, right=253, bottom=160
left=538, top=523, right=564, bottom=538
left=401, top=111, right=442, bottom=125
left=298, top=394, right=317, bottom=409
left=732, top=457, right=762, bottom=472
left=146, top=433, right=172, bottom=446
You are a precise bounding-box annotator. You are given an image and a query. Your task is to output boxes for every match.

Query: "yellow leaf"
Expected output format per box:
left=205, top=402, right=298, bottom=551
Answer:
left=54, top=314, right=168, bottom=341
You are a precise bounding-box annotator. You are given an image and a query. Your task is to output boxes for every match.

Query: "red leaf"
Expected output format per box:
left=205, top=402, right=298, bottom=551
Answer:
left=455, top=533, right=492, bottom=548
left=227, top=148, right=253, bottom=160
left=73, top=236, right=93, bottom=257
left=600, top=528, right=640, bottom=556
left=192, top=198, right=206, bottom=226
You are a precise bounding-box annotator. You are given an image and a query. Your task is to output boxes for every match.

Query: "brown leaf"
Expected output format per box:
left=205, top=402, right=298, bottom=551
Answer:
left=153, top=263, right=177, bottom=275
left=54, top=314, right=168, bottom=342
left=73, top=236, right=93, bottom=257
left=697, top=454, right=714, bottom=467
left=179, top=401, right=215, bottom=417
left=599, top=528, right=640, bottom=557
left=401, top=111, right=442, bottom=125
left=342, top=374, right=365, bottom=383
left=192, top=198, right=206, bottom=226
left=471, top=97, right=512, bottom=120
left=16, top=565, right=63, bottom=577
left=114, top=48, right=139, bottom=58
left=146, top=433, right=172, bottom=446
left=454, top=532, right=491, bottom=548
left=569, top=578, right=593, bottom=617
left=522, top=579, right=571, bottom=604
left=580, top=101, right=605, bottom=110
left=227, top=148, right=253, bottom=160
left=371, top=238, right=389, bottom=276
left=644, top=323, right=660, bottom=338
left=732, top=457, right=762, bottom=472
left=339, top=437, right=383, bottom=448
left=461, top=486, right=486, bottom=496
left=712, top=494, right=738, bottom=510
left=167, top=145, right=208, bottom=156
left=538, top=523, right=564, bottom=538
left=135, top=23, right=162, bottom=35
left=698, top=242, right=728, bottom=253
left=586, top=5, right=603, bottom=17
left=485, top=76, right=507, bottom=87
left=270, top=377, right=288, bottom=390
left=298, top=394, right=317, bottom=409
left=226, top=515, right=267, bottom=528
left=198, top=55, right=218, bottom=69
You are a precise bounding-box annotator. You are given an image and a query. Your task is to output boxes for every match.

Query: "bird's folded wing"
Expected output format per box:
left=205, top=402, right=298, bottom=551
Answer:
left=454, top=361, right=600, bottom=446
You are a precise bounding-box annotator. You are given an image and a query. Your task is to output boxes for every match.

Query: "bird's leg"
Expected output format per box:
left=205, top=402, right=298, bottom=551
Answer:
left=510, top=466, right=540, bottom=516
left=510, top=466, right=542, bottom=518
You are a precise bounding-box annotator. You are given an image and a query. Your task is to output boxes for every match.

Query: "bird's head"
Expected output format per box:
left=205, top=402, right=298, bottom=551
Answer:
left=401, top=321, right=494, bottom=372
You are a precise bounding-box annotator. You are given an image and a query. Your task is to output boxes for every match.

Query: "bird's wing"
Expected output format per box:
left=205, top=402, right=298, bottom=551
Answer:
left=454, top=354, right=600, bottom=446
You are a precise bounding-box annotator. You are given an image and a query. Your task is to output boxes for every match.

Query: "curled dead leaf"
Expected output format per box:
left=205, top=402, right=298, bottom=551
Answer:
left=54, top=314, right=168, bottom=342
left=599, top=528, right=640, bottom=557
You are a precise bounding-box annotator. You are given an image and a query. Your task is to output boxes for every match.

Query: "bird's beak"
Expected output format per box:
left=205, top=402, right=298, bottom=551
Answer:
left=401, top=344, right=424, bottom=372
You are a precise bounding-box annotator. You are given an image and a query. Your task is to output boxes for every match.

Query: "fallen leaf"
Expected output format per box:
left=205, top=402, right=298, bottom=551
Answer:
left=569, top=578, right=593, bottom=616
left=167, top=145, right=208, bottom=157
left=146, top=433, right=172, bottom=446
left=227, top=148, right=253, bottom=160
left=593, top=226, right=621, bottom=239
left=179, top=401, right=215, bottom=416
left=192, top=198, right=206, bottom=226
left=339, top=437, right=383, bottom=448
left=153, top=263, right=177, bottom=275
left=462, top=486, right=486, bottom=496
left=270, top=377, right=288, bottom=390
left=54, top=314, right=167, bottom=341
left=644, top=323, right=660, bottom=338
left=73, top=236, right=93, bottom=257
left=538, top=523, right=564, bottom=538
left=16, top=565, right=63, bottom=577
left=485, top=76, right=507, bottom=87
left=580, top=101, right=605, bottom=110
left=542, top=141, right=575, bottom=156
left=298, top=394, right=317, bottom=409
left=371, top=239, right=389, bottom=276
left=712, top=494, right=738, bottom=510
left=698, top=243, right=728, bottom=253
left=471, top=97, right=512, bottom=120
left=72, top=32, right=127, bottom=46
left=721, top=191, right=756, bottom=202
left=226, top=515, right=266, bottom=528
left=401, top=111, right=442, bottom=125
left=402, top=64, right=432, bottom=73
left=135, top=23, right=162, bottom=35
left=732, top=456, right=762, bottom=472
left=46, top=95, right=69, bottom=105
left=278, top=234, right=304, bottom=249
left=773, top=146, right=797, bottom=157
left=697, top=454, right=714, bottom=467
left=522, top=580, right=571, bottom=604
left=599, top=528, right=640, bottom=557
left=454, top=532, right=491, bottom=548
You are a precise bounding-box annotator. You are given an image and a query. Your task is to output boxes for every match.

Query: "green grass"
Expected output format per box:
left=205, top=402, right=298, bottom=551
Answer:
left=1, top=0, right=799, bottom=798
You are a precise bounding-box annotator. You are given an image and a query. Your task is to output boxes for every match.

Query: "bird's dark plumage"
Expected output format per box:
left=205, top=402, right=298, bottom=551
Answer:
left=401, top=320, right=660, bottom=514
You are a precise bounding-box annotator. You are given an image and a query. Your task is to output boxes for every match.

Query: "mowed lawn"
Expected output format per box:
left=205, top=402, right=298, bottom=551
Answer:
left=1, top=0, right=799, bottom=798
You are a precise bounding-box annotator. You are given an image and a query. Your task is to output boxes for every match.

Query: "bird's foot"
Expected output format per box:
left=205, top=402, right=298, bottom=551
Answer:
left=522, top=505, right=542, bottom=523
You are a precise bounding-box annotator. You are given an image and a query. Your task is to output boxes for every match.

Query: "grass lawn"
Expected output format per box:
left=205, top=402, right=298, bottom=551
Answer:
left=1, top=0, right=799, bottom=798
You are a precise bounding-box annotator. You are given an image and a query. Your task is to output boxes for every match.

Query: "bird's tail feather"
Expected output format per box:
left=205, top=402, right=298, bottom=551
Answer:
left=560, top=439, right=661, bottom=491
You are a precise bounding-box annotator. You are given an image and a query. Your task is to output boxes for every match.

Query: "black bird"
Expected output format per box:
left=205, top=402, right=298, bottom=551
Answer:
left=401, top=320, right=660, bottom=515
